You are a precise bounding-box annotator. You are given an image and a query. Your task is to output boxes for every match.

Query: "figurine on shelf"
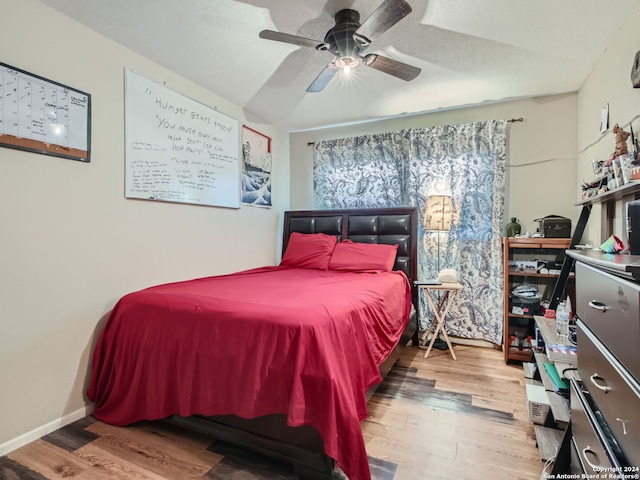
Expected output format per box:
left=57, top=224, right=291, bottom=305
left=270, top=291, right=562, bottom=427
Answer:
left=613, top=123, right=631, bottom=156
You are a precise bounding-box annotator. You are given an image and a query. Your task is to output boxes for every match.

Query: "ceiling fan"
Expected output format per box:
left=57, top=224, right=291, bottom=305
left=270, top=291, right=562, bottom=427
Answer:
left=259, top=0, right=421, bottom=93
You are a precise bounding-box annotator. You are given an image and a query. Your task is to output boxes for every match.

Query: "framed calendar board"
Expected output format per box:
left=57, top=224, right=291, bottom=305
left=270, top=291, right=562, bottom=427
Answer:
left=0, top=62, right=91, bottom=162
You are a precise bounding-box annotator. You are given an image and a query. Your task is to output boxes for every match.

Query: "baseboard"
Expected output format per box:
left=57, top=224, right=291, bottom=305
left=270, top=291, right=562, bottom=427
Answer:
left=0, top=404, right=94, bottom=456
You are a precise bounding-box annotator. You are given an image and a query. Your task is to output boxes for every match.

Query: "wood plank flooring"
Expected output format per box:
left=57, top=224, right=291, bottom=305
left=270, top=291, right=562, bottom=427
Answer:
left=0, top=345, right=543, bottom=480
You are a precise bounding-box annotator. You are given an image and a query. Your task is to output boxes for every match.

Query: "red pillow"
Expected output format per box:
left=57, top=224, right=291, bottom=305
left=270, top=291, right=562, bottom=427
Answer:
left=279, top=232, right=337, bottom=270
left=328, top=240, right=398, bottom=272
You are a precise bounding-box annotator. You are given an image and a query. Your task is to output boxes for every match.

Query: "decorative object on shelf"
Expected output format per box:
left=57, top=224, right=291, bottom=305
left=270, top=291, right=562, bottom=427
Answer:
left=612, top=123, right=631, bottom=156
left=506, top=217, right=521, bottom=237
left=630, top=124, right=640, bottom=163
left=598, top=234, right=624, bottom=253
left=591, top=158, right=606, bottom=176
left=619, top=153, right=634, bottom=184
left=632, top=50, right=640, bottom=88
left=424, top=195, right=452, bottom=273
left=581, top=176, right=608, bottom=200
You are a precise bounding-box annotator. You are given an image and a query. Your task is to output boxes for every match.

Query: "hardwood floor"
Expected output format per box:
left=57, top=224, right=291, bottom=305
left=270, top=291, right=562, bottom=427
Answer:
left=0, top=345, right=543, bottom=480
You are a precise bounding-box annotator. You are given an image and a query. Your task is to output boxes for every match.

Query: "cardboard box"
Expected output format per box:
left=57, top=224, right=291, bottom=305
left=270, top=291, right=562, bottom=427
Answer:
left=526, top=383, right=550, bottom=424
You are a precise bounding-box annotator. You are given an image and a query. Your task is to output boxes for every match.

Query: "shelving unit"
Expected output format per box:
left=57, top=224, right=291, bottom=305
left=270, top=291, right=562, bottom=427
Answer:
left=524, top=315, right=577, bottom=462
left=502, top=237, right=573, bottom=363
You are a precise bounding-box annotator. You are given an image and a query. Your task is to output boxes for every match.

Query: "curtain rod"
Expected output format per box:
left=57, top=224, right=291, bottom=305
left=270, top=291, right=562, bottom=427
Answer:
left=307, top=117, right=523, bottom=145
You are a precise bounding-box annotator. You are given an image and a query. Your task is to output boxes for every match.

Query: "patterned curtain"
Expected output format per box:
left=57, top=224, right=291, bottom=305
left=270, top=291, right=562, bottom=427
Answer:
left=313, top=120, right=507, bottom=344
left=313, top=132, right=410, bottom=209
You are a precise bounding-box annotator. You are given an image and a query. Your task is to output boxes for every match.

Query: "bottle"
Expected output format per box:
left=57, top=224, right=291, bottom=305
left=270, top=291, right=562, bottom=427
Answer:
left=506, top=218, right=521, bottom=237
left=556, top=301, right=570, bottom=338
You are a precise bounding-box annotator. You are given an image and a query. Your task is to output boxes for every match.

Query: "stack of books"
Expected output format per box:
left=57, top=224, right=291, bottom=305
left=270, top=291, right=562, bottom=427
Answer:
left=546, top=343, right=577, bottom=364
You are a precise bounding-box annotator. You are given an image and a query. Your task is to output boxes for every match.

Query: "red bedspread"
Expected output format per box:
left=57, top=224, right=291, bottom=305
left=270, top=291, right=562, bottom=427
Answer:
left=87, top=266, right=411, bottom=480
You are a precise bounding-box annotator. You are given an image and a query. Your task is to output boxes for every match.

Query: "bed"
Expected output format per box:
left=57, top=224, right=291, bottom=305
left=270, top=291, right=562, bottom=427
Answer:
left=87, top=207, right=418, bottom=480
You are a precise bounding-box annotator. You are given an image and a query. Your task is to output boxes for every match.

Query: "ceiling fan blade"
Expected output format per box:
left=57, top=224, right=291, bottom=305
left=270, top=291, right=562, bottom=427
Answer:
left=259, top=30, right=328, bottom=50
left=354, top=0, right=412, bottom=45
left=306, top=65, right=339, bottom=93
left=363, top=54, right=420, bottom=81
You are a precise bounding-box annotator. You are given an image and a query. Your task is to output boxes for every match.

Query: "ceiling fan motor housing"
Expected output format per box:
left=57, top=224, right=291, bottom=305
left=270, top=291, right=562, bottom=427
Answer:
left=324, top=9, right=364, bottom=59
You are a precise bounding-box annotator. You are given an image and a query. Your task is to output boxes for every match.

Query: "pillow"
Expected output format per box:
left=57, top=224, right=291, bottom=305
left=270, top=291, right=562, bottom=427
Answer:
left=279, top=232, right=337, bottom=269
left=328, top=240, right=398, bottom=272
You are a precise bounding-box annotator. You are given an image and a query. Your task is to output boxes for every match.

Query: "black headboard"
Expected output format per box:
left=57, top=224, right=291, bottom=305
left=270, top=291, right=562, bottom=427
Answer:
left=282, top=207, right=418, bottom=286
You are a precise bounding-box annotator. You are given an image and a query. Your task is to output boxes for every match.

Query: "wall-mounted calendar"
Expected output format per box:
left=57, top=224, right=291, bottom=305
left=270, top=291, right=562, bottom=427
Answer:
left=0, top=62, right=91, bottom=162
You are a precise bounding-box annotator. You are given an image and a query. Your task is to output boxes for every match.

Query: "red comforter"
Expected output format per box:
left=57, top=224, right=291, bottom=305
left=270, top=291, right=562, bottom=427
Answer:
left=87, top=266, right=411, bottom=480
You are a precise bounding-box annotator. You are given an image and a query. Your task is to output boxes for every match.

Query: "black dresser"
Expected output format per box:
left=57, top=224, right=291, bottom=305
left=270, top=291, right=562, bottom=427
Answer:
left=566, top=250, right=640, bottom=473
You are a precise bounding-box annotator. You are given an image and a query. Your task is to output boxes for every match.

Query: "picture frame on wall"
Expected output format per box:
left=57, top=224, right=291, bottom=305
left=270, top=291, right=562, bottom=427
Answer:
left=0, top=61, right=91, bottom=162
left=241, top=126, right=272, bottom=207
left=600, top=103, right=609, bottom=134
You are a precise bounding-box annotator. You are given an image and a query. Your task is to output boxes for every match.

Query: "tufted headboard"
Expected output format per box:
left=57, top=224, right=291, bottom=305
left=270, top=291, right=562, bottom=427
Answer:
left=282, top=207, right=418, bottom=287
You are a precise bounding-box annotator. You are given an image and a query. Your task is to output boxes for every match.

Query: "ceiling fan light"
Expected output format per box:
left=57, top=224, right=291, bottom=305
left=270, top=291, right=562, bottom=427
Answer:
left=335, top=56, right=359, bottom=74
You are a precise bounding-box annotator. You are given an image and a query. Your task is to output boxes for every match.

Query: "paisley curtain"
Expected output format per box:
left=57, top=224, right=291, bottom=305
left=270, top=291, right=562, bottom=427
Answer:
left=313, top=120, right=506, bottom=344
left=313, top=132, right=411, bottom=209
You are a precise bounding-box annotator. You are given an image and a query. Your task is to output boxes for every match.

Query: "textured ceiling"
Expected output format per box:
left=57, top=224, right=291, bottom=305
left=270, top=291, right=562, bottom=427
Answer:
left=39, top=0, right=640, bottom=132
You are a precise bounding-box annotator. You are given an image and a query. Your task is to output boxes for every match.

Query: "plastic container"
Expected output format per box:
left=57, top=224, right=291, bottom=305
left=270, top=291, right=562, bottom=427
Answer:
left=556, top=301, right=570, bottom=337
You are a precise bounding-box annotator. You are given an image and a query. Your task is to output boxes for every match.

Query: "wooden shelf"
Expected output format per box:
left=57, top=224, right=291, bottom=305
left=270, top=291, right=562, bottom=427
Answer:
left=547, top=392, right=570, bottom=425
left=534, top=352, right=557, bottom=392
left=577, top=180, right=640, bottom=206
left=503, top=238, right=572, bottom=363
left=507, top=348, right=534, bottom=362
left=533, top=315, right=566, bottom=346
left=534, top=425, right=565, bottom=461
left=532, top=318, right=572, bottom=428
left=508, top=271, right=574, bottom=279
left=504, top=237, right=572, bottom=249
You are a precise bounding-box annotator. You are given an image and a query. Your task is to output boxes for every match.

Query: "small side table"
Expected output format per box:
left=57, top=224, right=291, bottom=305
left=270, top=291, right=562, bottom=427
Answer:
left=415, top=281, right=463, bottom=360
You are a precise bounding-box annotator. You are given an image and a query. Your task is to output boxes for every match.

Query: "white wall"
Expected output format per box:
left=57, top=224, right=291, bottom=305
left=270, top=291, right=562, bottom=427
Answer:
left=576, top=5, right=640, bottom=245
left=0, top=0, right=289, bottom=450
left=290, top=94, right=579, bottom=236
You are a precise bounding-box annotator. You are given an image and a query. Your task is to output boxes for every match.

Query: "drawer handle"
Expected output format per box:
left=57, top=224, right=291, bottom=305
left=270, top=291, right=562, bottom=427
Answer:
left=582, top=446, right=607, bottom=472
left=589, top=373, right=611, bottom=392
left=588, top=300, right=607, bottom=312
left=616, top=418, right=629, bottom=435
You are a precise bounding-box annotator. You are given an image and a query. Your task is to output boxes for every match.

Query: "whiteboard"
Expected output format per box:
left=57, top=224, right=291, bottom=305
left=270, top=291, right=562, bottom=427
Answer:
left=0, top=62, right=91, bottom=162
left=124, top=69, right=240, bottom=208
